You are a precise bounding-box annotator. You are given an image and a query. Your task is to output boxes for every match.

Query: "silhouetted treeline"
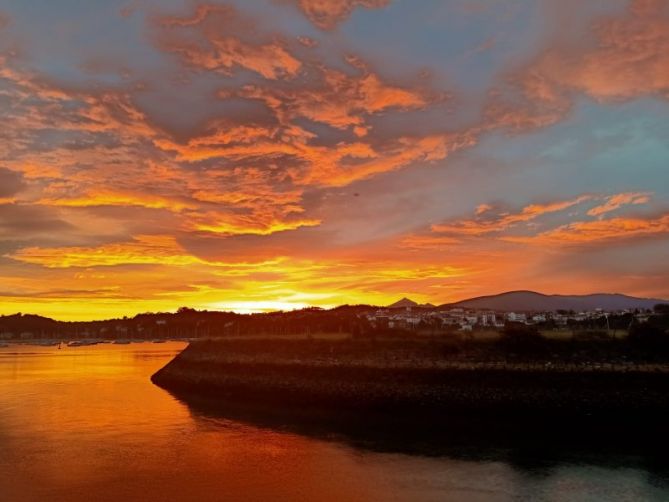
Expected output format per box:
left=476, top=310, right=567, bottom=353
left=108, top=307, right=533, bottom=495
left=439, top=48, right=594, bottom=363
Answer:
left=0, top=305, right=376, bottom=340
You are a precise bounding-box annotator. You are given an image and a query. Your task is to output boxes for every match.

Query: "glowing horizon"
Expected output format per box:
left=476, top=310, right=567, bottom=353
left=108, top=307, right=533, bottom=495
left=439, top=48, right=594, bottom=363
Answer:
left=1, top=0, right=668, bottom=321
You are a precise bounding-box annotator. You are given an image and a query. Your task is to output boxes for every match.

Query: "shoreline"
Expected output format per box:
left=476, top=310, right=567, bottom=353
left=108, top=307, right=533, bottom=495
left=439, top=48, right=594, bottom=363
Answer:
left=152, top=338, right=669, bottom=418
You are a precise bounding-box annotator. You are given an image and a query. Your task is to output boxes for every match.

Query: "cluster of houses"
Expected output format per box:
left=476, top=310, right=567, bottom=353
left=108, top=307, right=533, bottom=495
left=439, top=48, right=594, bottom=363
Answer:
left=364, top=306, right=645, bottom=332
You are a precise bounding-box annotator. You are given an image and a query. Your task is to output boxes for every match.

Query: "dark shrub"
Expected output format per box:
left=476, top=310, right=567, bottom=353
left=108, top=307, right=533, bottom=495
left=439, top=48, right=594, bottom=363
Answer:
left=653, top=304, right=669, bottom=315
left=499, top=323, right=546, bottom=354
left=628, top=322, right=669, bottom=351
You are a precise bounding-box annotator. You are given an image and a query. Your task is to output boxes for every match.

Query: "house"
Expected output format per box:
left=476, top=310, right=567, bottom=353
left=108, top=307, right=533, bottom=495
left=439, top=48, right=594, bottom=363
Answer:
left=507, top=312, right=527, bottom=323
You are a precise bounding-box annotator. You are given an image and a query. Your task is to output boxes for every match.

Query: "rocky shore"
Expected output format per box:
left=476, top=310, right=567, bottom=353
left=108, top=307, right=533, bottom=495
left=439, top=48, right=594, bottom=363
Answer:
left=151, top=338, right=669, bottom=418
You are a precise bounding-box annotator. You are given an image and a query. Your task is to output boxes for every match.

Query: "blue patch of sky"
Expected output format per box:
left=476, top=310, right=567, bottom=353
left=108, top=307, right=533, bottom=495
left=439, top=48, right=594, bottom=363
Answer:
left=472, top=97, right=669, bottom=204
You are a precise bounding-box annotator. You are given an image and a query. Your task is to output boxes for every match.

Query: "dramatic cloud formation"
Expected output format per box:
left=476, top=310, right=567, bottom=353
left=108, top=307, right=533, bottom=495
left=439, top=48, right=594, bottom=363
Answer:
left=158, top=4, right=302, bottom=79
left=0, top=0, right=667, bottom=319
left=487, top=0, right=669, bottom=133
left=421, top=193, right=661, bottom=245
left=529, top=0, right=669, bottom=103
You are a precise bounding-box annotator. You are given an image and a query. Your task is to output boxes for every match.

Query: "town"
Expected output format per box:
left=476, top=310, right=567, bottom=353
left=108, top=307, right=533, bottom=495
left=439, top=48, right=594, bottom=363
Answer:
left=364, top=303, right=653, bottom=334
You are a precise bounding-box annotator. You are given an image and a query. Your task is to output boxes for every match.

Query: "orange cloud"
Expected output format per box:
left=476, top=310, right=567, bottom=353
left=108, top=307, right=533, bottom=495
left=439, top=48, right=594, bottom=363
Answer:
left=194, top=218, right=321, bottom=235
left=587, top=192, right=651, bottom=218
left=432, top=195, right=591, bottom=236
left=475, top=204, right=493, bottom=215
left=507, top=213, right=669, bottom=246
left=238, top=67, right=428, bottom=133
left=38, top=190, right=194, bottom=212
left=292, top=0, right=390, bottom=30
left=7, top=235, right=204, bottom=268
left=158, top=4, right=228, bottom=27
left=553, top=0, right=669, bottom=102
left=400, top=235, right=461, bottom=250
left=154, top=118, right=468, bottom=191
left=157, top=4, right=301, bottom=79
left=495, top=0, right=669, bottom=130
left=483, top=0, right=669, bottom=136
left=0, top=56, right=326, bottom=239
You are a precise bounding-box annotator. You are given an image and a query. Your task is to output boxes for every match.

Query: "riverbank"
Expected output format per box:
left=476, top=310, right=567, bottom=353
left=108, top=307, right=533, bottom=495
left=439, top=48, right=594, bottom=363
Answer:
left=151, top=338, right=669, bottom=418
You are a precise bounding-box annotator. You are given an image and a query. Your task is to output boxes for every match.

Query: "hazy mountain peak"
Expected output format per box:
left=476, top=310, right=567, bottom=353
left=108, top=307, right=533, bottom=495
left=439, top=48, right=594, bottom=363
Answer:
left=387, top=298, right=419, bottom=308
left=443, top=291, right=668, bottom=312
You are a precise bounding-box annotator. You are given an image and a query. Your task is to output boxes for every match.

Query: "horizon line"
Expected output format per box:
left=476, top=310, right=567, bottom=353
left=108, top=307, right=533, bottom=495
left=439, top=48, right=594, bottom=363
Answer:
left=2, top=289, right=668, bottom=323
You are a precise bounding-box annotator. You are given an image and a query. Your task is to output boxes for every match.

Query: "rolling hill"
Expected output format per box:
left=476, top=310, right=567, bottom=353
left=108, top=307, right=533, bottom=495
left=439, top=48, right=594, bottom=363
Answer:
left=443, top=291, right=668, bottom=312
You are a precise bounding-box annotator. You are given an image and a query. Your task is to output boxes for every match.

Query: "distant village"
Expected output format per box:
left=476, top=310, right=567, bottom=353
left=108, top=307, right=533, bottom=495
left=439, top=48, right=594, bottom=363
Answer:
left=364, top=304, right=652, bottom=333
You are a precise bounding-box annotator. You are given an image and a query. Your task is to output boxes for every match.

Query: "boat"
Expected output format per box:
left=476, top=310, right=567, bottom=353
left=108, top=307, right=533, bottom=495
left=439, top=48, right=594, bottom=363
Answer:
left=66, top=339, right=100, bottom=347
left=36, top=340, right=60, bottom=347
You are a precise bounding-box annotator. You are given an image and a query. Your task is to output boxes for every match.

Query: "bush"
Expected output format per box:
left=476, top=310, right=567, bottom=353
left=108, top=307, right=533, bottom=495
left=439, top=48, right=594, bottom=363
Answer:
left=653, top=304, right=669, bottom=315
left=628, top=322, right=669, bottom=351
left=499, top=323, right=546, bottom=354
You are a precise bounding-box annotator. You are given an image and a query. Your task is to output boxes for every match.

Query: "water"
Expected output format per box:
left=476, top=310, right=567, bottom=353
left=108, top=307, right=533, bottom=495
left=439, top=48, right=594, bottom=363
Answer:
left=0, top=342, right=668, bottom=502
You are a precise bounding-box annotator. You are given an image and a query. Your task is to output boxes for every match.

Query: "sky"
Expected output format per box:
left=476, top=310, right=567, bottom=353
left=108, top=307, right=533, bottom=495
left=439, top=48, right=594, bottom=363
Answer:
left=0, top=0, right=668, bottom=320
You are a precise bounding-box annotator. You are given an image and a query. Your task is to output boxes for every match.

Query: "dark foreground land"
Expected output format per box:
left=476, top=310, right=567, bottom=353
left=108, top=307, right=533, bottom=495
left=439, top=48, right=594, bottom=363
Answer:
left=152, top=337, right=669, bottom=420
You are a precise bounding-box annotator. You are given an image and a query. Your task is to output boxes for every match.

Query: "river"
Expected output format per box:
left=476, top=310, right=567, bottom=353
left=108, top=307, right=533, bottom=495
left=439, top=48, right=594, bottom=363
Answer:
left=0, top=342, right=667, bottom=501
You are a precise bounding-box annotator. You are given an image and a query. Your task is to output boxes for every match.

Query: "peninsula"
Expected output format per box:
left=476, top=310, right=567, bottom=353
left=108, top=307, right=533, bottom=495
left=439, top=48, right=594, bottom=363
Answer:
left=152, top=311, right=669, bottom=420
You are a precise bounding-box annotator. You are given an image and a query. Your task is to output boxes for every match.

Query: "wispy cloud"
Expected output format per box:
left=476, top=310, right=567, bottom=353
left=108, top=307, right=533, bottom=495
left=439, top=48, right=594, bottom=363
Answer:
left=506, top=213, right=669, bottom=246
left=587, top=192, right=651, bottom=218
left=291, top=0, right=390, bottom=30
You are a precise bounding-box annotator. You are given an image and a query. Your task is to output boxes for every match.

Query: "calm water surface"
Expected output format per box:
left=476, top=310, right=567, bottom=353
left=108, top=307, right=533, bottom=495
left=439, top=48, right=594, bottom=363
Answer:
left=1, top=342, right=668, bottom=502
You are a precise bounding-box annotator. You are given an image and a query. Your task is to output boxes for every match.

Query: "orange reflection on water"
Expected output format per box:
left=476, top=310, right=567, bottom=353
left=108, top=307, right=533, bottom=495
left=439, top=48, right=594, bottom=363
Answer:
left=0, top=343, right=421, bottom=502
left=2, top=342, right=665, bottom=502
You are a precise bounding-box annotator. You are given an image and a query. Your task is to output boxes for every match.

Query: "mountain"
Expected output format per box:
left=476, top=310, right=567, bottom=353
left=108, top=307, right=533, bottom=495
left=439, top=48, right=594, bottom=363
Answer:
left=443, top=290, right=668, bottom=312
left=387, top=298, right=419, bottom=309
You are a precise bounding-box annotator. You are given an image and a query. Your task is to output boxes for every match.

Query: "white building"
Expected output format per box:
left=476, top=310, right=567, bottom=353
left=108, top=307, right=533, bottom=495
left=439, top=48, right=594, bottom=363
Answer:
left=479, top=312, right=497, bottom=326
left=506, top=312, right=527, bottom=323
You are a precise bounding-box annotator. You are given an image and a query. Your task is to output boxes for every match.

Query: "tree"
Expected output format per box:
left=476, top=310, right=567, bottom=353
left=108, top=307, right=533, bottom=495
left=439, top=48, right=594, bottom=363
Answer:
left=653, top=304, right=669, bottom=315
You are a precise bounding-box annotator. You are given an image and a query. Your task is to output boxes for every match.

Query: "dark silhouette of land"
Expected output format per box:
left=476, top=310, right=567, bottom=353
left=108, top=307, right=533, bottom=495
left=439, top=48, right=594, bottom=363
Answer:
left=1, top=290, right=667, bottom=341
left=152, top=306, right=669, bottom=417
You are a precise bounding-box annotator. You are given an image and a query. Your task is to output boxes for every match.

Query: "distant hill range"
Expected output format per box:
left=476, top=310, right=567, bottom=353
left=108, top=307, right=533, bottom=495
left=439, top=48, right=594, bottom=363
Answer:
left=441, top=290, right=668, bottom=312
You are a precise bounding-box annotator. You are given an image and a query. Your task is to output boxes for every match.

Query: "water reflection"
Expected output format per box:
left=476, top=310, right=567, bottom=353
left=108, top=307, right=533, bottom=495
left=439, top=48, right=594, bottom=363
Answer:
left=166, top=388, right=669, bottom=474
left=1, top=343, right=668, bottom=501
